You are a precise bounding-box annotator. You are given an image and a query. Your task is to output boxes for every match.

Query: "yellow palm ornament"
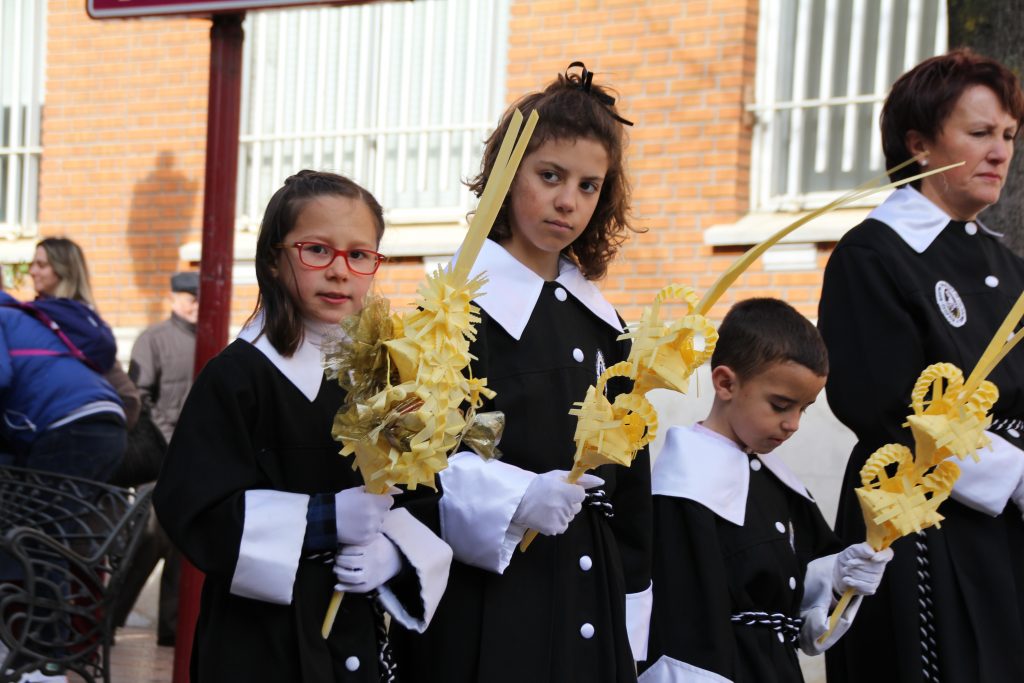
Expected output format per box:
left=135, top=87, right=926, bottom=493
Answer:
left=321, top=109, right=539, bottom=637
left=519, top=361, right=658, bottom=551
left=819, top=289, right=1024, bottom=644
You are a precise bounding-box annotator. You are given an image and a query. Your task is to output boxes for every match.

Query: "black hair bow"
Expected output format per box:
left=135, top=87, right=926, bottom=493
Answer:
left=566, top=61, right=634, bottom=127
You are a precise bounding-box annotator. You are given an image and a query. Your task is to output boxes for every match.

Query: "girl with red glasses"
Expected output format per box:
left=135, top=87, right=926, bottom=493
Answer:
left=154, top=170, right=451, bottom=682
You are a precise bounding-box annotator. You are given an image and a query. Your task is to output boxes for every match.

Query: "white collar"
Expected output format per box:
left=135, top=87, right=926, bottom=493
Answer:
left=238, top=312, right=329, bottom=402
left=651, top=424, right=812, bottom=525
left=459, top=239, right=623, bottom=340
left=869, top=186, right=1000, bottom=253
left=758, top=451, right=814, bottom=503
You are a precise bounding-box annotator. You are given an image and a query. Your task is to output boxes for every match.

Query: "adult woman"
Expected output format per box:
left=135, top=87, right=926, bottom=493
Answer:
left=19, top=237, right=134, bottom=480
left=819, top=49, right=1024, bottom=682
left=30, top=237, right=140, bottom=429
left=29, top=237, right=97, bottom=306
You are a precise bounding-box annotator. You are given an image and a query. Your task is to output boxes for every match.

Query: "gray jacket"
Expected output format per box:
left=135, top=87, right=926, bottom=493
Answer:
left=129, top=313, right=196, bottom=443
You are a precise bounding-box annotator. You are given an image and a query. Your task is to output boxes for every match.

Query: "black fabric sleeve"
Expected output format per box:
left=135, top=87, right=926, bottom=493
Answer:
left=818, top=243, right=923, bottom=449
left=609, top=443, right=652, bottom=595
left=641, top=495, right=737, bottom=680
left=152, top=351, right=265, bottom=579
left=607, top=325, right=652, bottom=594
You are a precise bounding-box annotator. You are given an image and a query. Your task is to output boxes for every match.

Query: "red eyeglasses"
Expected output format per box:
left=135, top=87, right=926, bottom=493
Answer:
left=276, top=242, right=386, bottom=275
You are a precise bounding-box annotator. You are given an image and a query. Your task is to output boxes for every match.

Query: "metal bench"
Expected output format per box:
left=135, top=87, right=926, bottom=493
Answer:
left=0, top=466, right=152, bottom=683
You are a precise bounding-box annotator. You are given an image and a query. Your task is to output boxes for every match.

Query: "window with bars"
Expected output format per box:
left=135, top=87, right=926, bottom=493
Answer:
left=749, top=0, right=947, bottom=212
left=236, top=0, right=510, bottom=233
left=0, top=0, right=45, bottom=239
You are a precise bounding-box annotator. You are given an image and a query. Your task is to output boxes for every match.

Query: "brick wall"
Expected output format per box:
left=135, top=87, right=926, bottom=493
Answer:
left=508, top=0, right=826, bottom=323
left=35, top=0, right=830, bottom=341
left=38, top=0, right=210, bottom=328
left=36, top=1, right=442, bottom=334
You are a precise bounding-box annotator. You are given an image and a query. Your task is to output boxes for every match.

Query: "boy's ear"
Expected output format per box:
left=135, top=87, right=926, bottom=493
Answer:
left=710, top=365, right=739, bottom=401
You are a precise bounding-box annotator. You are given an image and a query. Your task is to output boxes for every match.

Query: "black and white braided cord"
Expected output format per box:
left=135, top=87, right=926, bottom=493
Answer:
left=916, top=531, right=941, bottom=682
left=371, top=596, right=399, bottom=683
left=990, top=417, right=1024, bottom=435
left=730, top=611, right=802, bottom=645
left=585, top=489, right=614, bottom=519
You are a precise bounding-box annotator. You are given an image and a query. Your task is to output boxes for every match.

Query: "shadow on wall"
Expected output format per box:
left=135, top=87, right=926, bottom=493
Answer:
left=127, top=151, right=199, bottom=318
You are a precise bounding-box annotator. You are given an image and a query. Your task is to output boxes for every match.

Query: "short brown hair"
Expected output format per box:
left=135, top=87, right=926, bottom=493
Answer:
left=249, top=170, right=385, bottom=357
left=711, top=298, right=828, bottom=380
left=882, top=48, right=1024, bottom=186
left=468, top=63, right=640, bottom=280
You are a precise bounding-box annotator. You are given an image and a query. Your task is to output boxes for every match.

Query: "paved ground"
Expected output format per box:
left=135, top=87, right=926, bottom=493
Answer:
left=67, top=563, right=174, bottom=683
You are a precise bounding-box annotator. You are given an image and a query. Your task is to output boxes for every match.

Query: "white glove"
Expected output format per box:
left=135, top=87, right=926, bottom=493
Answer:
left=334, top=486, right=396, bottom=545
left=800, top=603, right=849, bottom=655
left=511, top=470, right=604, bottom=536
left=333, top=534, right=403, bottom=594
left=832, top=542, right=893, bottom=596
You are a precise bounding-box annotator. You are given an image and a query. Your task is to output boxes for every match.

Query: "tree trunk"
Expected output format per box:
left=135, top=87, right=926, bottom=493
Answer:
left=948, top=0, right=1024, bottom=255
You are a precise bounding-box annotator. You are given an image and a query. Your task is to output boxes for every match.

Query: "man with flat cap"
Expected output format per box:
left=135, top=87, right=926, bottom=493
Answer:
left=130, top=271, right=199, bottom=445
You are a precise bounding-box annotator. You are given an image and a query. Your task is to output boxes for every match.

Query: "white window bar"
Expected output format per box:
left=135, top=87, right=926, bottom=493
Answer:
left=749, top=0, right=947, bottom=212
left=237, top=0, right=510, bottom=232
left=0, top=0, right=45, bottom=239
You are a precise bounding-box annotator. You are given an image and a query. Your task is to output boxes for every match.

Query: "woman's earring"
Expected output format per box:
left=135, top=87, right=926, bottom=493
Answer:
left=919, top=158, right=928, bottom=167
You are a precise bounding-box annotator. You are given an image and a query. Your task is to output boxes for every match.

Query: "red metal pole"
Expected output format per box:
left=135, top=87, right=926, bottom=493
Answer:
left=173, top=13, right=245, bottom=683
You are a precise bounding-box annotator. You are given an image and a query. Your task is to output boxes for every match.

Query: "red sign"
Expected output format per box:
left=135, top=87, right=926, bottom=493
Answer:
left=87, top=0, right=381, bottom=19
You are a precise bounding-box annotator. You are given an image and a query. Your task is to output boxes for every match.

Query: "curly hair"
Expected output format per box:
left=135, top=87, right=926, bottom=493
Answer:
left=467, top=63, right=640, bottom=280
left=249, top=169, right=385, bottom=357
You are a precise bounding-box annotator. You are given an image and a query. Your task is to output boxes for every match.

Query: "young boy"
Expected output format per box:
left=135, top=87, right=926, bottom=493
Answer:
left=638, top=298, right=893, bottom=683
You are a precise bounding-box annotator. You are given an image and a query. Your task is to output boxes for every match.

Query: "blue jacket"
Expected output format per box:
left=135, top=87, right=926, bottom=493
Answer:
left=0, top=292, right=122, bottom=448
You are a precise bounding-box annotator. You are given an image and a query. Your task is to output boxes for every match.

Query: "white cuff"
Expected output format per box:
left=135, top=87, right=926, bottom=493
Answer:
left=439, top=451, right=536, bottom=573
left=376, top=508, right=453, bottom=632
left=627, top=582, right=653, bottom=662
left=638, top=656, right=732, bottom=683
left=950, top=431, right=1024, bottom=516
left=230, top=490, right=308, bottom=604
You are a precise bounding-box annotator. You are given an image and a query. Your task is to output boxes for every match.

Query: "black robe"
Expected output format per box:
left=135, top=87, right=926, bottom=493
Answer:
left=392, top=241, right=652, bottom=683
left=639, top=425, right=842, bottom=683
left=153, top=336, right=443, bottom=683
left=819, top=189, right=1024, bottom=683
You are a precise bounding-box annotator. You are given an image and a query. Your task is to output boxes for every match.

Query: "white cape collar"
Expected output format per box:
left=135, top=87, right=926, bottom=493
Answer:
left=651, top=424, right=813, bottom=525
left=238, top=312, right=329, bottom=402
left=869, top=186, right=1000, bottom=253
left=459, top=239, right=623, bottom=340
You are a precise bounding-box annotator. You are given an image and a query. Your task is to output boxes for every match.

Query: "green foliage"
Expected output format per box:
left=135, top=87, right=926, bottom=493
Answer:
left=1, top=262, right=30, bottom=290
